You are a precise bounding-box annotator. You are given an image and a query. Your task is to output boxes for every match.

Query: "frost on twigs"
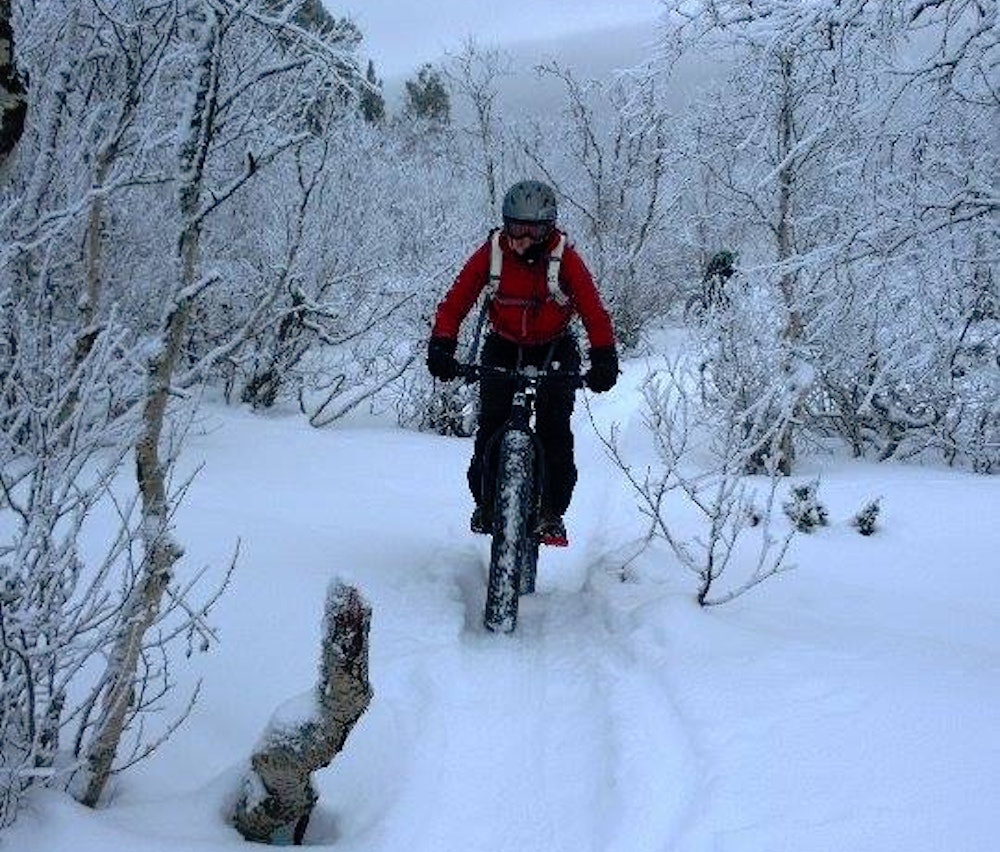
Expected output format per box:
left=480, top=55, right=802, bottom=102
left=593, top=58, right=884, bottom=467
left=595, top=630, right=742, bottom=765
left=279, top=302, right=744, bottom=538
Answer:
left=231, top=581, right=372, bottom=845
left=594, top=364, right=796, bottom=607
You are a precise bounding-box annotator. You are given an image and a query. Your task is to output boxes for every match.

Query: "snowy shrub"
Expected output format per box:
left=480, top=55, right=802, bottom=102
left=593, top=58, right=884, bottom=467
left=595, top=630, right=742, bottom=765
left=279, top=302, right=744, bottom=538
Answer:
left=812, top=263, right=999, bottom=472
left=693, top=275, right=802, bottom=475
left=782, top=481, right=829, bottom=533
left=852, top=499, right=882, bottom=537
left=417, top=382, right=478, bottom=437
left=599, top=363, right=796, bottom=606
left=656, top=0, right=998, bottom=477
left=0, top=306, right=230, bottom=825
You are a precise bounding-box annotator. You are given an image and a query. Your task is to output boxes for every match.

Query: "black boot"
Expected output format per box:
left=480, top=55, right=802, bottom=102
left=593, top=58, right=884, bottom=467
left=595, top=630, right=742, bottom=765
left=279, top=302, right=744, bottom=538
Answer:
left=470, top=504, right=493, bottom=535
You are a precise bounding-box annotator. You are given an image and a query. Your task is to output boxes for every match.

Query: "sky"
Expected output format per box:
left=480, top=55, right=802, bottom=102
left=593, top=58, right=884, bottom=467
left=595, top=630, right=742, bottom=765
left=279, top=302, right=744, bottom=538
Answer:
left=334, top=0, right=666, bottom=79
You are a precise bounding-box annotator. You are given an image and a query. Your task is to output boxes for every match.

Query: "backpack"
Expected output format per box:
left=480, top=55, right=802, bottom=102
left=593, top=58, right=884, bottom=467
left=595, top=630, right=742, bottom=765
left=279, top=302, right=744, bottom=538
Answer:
left=487, top=228, right=569, bottom=307
left=465, top=230, right=569, bottom=362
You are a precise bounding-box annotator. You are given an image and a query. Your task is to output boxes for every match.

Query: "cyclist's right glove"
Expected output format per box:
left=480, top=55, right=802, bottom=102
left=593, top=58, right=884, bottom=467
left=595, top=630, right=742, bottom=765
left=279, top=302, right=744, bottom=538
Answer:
left=427, top=336, right=460, bottom=381
left=585, top=345, right=619, bottom=393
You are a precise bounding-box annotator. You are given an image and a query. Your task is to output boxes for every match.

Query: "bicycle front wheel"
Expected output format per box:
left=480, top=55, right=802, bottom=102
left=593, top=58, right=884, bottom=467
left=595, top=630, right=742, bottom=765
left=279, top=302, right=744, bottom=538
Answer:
left=485, top=429, right=536, bottom=633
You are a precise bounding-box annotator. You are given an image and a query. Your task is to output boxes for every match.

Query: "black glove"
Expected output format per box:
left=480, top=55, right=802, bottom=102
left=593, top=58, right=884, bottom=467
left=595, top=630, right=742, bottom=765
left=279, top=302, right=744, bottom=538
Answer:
left=585, top=345, right=619, bottom=393
left=427, top=336, right=459, bottom=381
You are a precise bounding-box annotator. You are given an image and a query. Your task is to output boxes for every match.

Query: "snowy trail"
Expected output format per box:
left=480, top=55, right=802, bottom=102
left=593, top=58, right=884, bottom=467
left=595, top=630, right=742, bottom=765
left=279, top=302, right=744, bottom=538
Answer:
left=326, top=532, right=699, bottom=852
left=299, top=373, right=691, bottom=849
left=23, top=406, right=694, bottom=852
left=292, top=369, right=705, bottom=851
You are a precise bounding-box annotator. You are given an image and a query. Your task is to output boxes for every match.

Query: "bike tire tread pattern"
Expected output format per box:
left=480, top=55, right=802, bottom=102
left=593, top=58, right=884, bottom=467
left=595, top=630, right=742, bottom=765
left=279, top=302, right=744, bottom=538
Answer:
left=485, top=431, right=535, bottom=632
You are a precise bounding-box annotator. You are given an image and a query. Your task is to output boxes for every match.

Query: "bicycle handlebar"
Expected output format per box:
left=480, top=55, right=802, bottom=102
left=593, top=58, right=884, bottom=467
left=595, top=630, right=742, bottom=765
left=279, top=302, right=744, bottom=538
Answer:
left=457, top=362, right=586, bottom=389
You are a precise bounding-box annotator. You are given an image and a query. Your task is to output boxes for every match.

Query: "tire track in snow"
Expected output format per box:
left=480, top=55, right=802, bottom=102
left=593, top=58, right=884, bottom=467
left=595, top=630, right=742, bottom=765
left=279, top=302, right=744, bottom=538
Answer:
left=369, top=544, right=703, bottom=852
left=590, top=590, right=716, bottom=852
left=562, top=576, right=706, bottom=852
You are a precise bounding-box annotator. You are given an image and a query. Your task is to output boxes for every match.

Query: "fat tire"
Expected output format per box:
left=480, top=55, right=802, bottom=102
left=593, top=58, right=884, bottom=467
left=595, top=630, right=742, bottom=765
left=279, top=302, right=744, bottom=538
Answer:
left=484, top=430, right=535, bottom=632
left=519, top=535, right=540, bottom=595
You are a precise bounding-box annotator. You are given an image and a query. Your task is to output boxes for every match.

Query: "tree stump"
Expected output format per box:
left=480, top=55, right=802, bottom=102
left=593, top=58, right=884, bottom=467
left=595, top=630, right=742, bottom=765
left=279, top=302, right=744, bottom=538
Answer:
left=232, top=581, right=372, bottom=844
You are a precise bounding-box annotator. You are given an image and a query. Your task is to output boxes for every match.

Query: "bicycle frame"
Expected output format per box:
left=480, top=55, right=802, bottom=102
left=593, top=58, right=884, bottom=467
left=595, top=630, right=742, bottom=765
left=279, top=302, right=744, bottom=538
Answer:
left=459, top=363, right=582, bottom=632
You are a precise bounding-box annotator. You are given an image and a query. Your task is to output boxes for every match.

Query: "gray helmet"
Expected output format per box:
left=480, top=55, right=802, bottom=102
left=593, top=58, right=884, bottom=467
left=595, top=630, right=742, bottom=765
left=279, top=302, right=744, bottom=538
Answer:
left=502, top=180, right=557, bottom=223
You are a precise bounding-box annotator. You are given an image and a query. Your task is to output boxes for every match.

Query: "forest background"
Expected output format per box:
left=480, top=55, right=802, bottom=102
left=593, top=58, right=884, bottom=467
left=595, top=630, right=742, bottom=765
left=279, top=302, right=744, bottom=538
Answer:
left=0, top=0, right=996, bottom=839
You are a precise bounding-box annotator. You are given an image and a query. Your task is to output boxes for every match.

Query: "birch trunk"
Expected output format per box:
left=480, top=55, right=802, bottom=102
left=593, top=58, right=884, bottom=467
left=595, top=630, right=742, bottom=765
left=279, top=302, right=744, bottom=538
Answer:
left=773, top=50, right=800, bottom=475
left=75, top=7, right=220, bottom=807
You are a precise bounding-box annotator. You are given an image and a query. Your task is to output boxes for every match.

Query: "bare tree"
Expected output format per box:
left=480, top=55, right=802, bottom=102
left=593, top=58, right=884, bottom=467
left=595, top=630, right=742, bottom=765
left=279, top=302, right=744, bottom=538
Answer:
left=519, top=63, right=672, bottom=349
left=1, top=0, right=365, bottom=821
left=76, top=0, right=362, bottom=806
left=595, top=361, right=796, bottom=605
left=445, top=38, right=512, bottom=222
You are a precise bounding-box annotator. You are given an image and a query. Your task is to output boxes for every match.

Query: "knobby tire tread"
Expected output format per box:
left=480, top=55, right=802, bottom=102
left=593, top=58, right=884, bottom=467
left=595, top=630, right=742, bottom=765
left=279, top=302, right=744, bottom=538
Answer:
left=485, top=431, right=535, bottom=632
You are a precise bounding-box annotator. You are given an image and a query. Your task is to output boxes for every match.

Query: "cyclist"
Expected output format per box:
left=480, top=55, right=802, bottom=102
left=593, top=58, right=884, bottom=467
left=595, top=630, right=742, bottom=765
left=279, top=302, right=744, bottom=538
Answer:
left=702, top=249, right=737, bottom=312
left=426, top=179, right=619, bottom=546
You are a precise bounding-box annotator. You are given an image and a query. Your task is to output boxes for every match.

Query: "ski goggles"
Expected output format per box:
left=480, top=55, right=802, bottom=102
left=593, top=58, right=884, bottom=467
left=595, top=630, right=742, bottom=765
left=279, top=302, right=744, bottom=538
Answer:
left=504, top=219, right=553, bottom=242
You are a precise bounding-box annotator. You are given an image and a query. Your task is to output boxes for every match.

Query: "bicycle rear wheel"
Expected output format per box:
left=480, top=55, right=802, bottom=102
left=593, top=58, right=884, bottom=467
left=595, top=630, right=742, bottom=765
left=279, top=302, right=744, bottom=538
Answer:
left=485, top=430, right=536, bottom=632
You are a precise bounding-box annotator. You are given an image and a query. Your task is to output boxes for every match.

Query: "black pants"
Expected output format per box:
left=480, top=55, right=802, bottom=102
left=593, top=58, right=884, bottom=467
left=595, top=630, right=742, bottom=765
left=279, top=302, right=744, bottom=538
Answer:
left=468, top=333, right=581, bottom=516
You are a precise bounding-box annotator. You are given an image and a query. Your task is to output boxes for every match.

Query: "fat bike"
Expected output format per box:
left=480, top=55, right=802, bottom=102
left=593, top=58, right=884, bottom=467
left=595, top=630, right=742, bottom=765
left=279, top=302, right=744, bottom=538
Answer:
left=459, top=363, right=583, bottom=633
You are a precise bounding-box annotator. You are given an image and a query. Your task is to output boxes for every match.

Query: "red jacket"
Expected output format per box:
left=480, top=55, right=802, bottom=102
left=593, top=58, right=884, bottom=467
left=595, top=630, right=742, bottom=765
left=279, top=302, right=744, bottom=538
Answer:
left=432, top=230, right=616, bottom=349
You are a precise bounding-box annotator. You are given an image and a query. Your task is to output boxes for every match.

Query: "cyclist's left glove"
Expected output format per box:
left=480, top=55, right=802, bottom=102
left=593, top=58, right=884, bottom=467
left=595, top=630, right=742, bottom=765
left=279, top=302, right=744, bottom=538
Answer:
left=585, top=345, right=619, bottom=393
left=427, top=336, right=460, bottom=381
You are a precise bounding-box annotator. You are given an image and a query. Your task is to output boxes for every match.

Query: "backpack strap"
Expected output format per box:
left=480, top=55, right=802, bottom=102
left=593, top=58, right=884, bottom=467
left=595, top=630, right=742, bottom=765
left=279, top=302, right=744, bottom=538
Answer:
left=465, top=230, right=502, bottom=363
left=488, top=229, right=570, bottom=308
left=546, top=233, right=568, bottom=306
left=488, top=228, right=503, bottom=296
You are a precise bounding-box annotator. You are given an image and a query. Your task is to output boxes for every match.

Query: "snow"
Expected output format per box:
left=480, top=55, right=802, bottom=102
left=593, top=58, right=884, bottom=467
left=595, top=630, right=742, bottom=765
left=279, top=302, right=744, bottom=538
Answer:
left=263, top=690, right=323, bottom=745
left=5, top=348, right=999, bottom=852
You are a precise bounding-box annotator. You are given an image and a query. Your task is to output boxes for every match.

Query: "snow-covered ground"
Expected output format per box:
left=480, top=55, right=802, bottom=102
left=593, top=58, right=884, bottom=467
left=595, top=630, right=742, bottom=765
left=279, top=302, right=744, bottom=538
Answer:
left=6, top=351, right=999, bottom=852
